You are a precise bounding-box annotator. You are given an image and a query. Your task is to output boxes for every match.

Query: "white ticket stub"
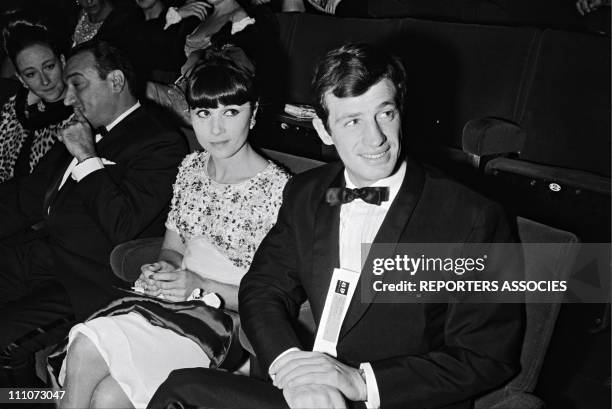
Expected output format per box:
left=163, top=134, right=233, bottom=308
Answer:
left=313, top=268, right=360, bottom=357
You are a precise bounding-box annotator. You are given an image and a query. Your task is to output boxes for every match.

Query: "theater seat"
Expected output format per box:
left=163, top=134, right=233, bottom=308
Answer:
left=475, top=217, right=580, bottom=409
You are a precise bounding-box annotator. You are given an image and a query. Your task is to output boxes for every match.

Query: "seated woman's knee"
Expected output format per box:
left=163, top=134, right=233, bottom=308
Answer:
left=90, top=376, right=132, bottom=409
left=64, top=334, right=104, bottom=378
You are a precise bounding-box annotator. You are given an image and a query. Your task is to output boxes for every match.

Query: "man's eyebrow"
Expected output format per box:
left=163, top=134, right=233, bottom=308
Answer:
left=64, top=72, right=83, bottom=81
left=377, top=100, right=396, bottom=109
left=334, top=111, right=363, bottom=124
left=334, top=101, right=397, bottom=124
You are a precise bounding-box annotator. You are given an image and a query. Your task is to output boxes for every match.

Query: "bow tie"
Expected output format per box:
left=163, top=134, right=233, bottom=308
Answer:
left=326, top=187, right=390, bottom=206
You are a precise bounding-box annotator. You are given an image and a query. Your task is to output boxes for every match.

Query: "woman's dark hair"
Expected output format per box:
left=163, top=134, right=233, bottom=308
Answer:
left=2, top=10, right=66, bottom=66
left=186, top=45, right=257, bottom=109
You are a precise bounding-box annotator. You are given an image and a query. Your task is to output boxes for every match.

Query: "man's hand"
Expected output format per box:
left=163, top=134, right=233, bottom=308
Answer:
left=59, top=109, right=96, bottom=162
left=270, top=350, right=367, bottom=402
left=153, top=268, right=202, bottom=302
left=283, top=384, right=347, bottom=409
left=324, top=0, right=343, bottom=14
left=177, top=1, right=210, bottom=20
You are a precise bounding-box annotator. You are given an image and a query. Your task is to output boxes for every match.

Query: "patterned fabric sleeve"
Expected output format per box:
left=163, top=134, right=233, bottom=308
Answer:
left=165, top=152, right=198, bottom=240
left=231, top=163, right=291, bottom=269
left=0, top=97, right=22, bottom=183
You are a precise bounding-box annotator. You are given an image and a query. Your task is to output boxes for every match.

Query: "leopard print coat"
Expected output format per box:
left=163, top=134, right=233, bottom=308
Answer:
left=0, top=95, right=72, bottom=183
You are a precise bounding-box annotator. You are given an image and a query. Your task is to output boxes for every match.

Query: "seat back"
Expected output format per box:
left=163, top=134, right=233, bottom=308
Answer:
left=0, top=77, right=20, bottom=106
left=261, top=148, right=325, bottom=173
left=475, top=217, right=580, bottom=408
left=276, top=13, right=539, bottom=152
left=518, top=29, right=611, bottom=177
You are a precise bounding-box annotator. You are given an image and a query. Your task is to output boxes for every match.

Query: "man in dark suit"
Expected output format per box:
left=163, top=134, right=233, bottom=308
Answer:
left=149, top=43, right=523, bottom=409
left=0, top=40, right=187, bottom=383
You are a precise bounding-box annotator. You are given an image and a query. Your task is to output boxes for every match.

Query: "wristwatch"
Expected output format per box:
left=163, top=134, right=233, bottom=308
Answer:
left=187, top=288, right=222, bottom=308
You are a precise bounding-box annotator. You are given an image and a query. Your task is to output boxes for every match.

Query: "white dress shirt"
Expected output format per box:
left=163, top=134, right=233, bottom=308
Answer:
left=270, top=161, right=407, bottom=409
left=57, top=102, right=141, bottom=191
left=338, top=161, right=406, bottom=409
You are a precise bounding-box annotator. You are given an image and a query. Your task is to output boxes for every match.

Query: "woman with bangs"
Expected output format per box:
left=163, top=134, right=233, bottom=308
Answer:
left=57, top=46, right=291, bottom=409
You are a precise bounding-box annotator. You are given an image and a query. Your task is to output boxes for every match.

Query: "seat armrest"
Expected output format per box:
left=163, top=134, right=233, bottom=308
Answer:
left=109, top=237, right=163, bottom=282
left=462, top=117, right=526, bottom=158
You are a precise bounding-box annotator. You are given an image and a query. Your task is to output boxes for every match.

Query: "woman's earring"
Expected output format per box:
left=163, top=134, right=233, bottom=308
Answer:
left=249, top=117, right=256, bottom=129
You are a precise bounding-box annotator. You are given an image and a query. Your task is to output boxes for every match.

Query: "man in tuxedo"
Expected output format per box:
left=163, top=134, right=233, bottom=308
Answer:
left=0, top=40, right=187, bottom=382
left=149, top=43, right=523, bottom=409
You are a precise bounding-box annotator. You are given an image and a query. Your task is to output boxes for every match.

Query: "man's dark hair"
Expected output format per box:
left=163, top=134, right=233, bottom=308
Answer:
left=68, top=40, right=137, bottom=96
left=311, top=43, right=407, bottom=128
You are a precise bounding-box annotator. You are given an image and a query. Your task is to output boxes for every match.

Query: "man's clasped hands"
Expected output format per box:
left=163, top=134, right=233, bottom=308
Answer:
left=269, top=349, right=368, bottom=409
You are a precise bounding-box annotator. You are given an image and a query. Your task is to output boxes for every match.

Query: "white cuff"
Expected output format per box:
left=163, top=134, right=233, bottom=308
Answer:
left=360, top=362, right=380, bottom=409
left=268, top=347, right=300, bottom=380
left=164, top=7, right=182, bottom=30
left=71, top=157, right=104, bottom=182
left=231, top=17, right=255, bottom=35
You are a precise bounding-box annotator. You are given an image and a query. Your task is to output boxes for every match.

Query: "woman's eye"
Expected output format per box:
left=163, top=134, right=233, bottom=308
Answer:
left=23, top=72, right=35, bottom=79
left=195, top=109, right=210, bottom=118
left=44, top=63, right=56, bottom=71
left=224, top=109, right=239, bottom=116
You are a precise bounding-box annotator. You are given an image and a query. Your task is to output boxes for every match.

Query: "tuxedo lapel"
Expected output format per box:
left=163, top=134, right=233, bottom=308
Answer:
left=310, top=170, right=344, bottom=322
left=339, top=158, right=426, bottom=339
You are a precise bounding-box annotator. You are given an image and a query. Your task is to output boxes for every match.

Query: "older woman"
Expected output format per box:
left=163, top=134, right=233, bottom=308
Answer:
left=0, top=14, right=72, bottom=183
left=58, top=46, right=291, bottom=409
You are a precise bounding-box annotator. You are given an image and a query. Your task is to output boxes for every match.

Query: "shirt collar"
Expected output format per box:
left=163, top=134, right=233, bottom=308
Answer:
left=102, top=101, right=141, bottom=134
left=344, top=160, right=407, bottom=209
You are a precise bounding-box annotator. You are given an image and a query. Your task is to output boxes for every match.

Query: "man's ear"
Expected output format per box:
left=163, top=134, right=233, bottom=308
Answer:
left=108, top=70, right=126, bottom=93
left=313, top=115, right=333, bottom=146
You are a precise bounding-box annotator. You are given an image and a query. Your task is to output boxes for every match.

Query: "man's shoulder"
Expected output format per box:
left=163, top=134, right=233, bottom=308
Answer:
left=121, top=105, right=185, bottom=142
left=422, top=163, right=501, bottom=210
left=284, top=161, right=343, bottom=199
left=419, top=162, right=510, bottom=234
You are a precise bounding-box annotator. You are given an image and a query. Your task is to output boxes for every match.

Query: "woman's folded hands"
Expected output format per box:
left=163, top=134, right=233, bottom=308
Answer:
left=135, top=260, right=204, bottom=302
